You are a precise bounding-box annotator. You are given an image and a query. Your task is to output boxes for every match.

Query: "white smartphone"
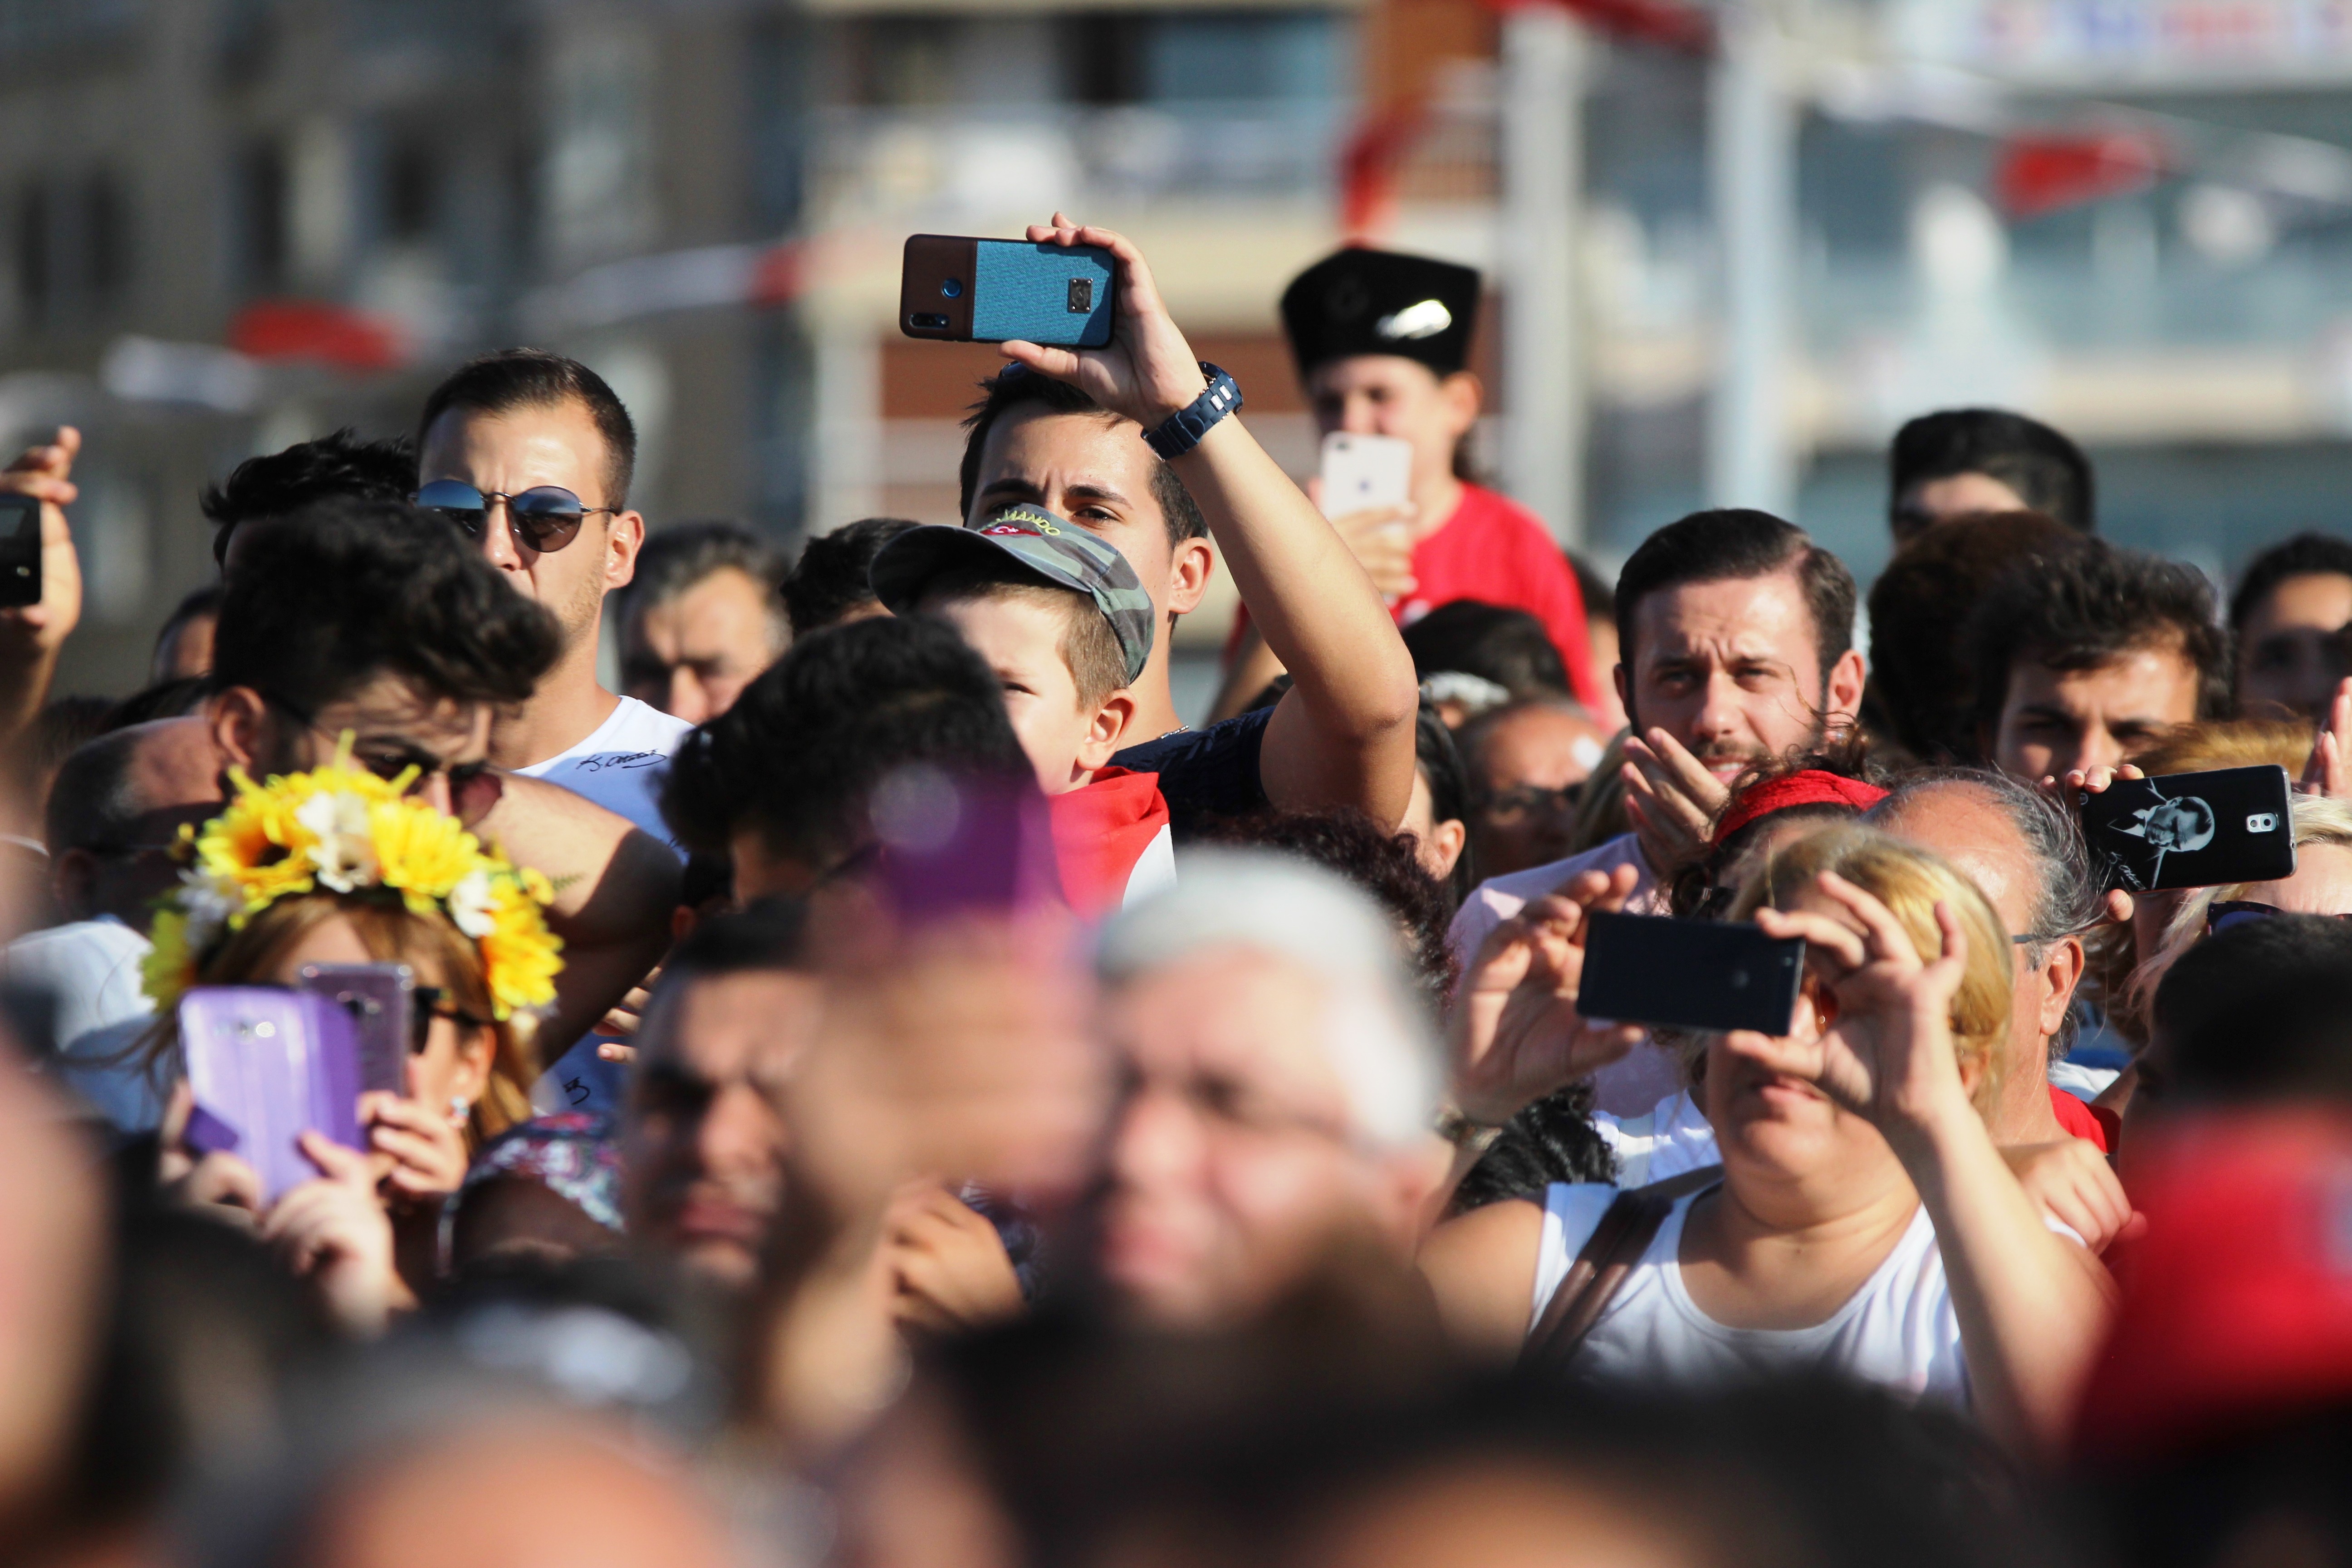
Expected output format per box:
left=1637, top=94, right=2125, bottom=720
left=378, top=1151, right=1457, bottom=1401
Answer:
left=1318, top=431, right=1414, bottom=517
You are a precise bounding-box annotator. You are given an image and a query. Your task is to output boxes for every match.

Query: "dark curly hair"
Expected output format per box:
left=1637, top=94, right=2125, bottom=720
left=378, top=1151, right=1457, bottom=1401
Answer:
left=1447, top=1086, right=1617, bottom=1212
left=200, top=427, right=416, bottom=567
left=661, top=615, right=1030, bottom=868
left=211, top=498, right=559, bottom=715
left=1965, top=539, right=2231, bottom=749
left=1194, top=807, right=1454, bottom=1006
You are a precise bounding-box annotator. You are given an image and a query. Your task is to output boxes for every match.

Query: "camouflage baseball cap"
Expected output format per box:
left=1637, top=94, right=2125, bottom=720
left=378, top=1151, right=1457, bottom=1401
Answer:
left=867, top=504, right=1156, bottom=686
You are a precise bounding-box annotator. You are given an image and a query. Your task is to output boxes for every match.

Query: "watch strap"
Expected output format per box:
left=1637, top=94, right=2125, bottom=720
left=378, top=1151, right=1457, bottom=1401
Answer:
left=1142, top=363, right=1243, bottom=459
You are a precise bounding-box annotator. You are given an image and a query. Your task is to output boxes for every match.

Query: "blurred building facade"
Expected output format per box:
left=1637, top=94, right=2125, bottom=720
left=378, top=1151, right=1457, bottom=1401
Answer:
left=2, top=0, right=2349, bottom=696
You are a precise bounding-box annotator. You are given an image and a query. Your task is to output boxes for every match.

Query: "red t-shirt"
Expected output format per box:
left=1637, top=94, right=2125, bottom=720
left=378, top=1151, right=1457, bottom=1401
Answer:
left=2048, top=1084, right=2116, bottom=1154
left=1230, top=483, right=1601, bottom=712
left=1396, top=483, right=1599, bottom=711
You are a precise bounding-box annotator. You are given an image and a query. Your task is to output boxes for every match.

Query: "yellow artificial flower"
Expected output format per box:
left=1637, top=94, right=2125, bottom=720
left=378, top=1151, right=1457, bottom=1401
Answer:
left=144, top=737, right=565, bottom=1021
left=371, top=796, right=482, bottom=913
left=476, top=864, right=563, bottom=1020
left=140, top=906, right=198, bottom=1011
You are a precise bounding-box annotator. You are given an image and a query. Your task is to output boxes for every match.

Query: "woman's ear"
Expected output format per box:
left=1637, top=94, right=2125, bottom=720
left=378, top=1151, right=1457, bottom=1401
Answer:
left=1420, top=817, right=1467, bottom=881
left=1076, top=690, right=1140, bottom=775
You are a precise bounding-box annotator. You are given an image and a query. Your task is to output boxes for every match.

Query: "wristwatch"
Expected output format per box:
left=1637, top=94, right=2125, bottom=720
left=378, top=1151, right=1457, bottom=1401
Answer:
left=1142, top=363, right=1243, bottom=459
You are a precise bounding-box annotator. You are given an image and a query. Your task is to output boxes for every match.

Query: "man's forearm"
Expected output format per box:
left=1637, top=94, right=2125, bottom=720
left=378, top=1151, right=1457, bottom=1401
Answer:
left=1171, top=419, right=1418, bottom=822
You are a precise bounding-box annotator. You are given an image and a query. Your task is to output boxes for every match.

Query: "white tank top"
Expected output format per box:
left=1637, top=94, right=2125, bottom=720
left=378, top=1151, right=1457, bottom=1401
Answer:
left=1529, top=1182, right=1972, bottom=1407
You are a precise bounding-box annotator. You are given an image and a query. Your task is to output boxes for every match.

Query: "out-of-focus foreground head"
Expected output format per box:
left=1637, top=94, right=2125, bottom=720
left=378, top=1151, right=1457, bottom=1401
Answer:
left=621, top=901, right=813, bottom=1291
left=1088, top=850, right=1443, bottom=1330
left=202, top=427, right=417, bottom=574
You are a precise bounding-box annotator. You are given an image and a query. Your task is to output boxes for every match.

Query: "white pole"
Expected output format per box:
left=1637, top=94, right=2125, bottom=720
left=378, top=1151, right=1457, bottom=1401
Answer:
left=1499, top=5, right=1586, bottom=550
left=1706, top=0, right=1798, bottom=515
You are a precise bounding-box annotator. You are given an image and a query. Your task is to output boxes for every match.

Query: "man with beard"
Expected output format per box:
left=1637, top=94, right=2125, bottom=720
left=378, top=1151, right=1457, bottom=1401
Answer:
left=414, top=349, right=691, bottom=846
left=1447, top=509, right=1864, bottom=1114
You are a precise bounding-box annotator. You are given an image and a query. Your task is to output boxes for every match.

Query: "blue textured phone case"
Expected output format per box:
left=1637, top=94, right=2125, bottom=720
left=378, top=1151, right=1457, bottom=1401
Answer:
left=971, top=241, right=1115, bottom=348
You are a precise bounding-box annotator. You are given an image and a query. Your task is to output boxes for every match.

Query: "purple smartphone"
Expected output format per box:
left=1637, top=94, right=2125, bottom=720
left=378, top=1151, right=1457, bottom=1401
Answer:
left=874, top=768, right=1064, bottom=924
left=179, top=987, right=365, bottom=1202
left=297, top=962, right=413, bottom=1099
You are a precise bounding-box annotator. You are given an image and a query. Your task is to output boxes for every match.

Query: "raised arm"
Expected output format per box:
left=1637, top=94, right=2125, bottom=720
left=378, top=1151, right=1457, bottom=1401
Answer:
left=0, top=427, right=82, bottom=745
left=472, top=774, right=680, bottom=1056
left=1752, top=875, right=2114, bottom=1454
left=1004, top=216, right=1421, bottom=828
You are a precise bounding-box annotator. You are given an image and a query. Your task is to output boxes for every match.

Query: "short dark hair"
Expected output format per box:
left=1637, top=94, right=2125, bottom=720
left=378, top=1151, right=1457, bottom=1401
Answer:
left=44, top=725, right=145, bottom=857
left=659, top=900, right=811, bottom=987
left=2229, top=532, right=2352, bottom=634
left=211, top=498, right=562, bottom=716
left=1412, top=701, right=1475, bottom=908
left=153, top=583, right=225, bottom=658
left=660, top=615, right=1029, bottom=867
left=617, top=519, right=788, bottom=649
left=1867, top=511, right=2087, bottom=762
left=200, top=428, right=416, bottom=567
left=102, top=678, right=208, bottom=730
left=1615, top=510, right=1855, bottom=701
left=1890, top=408, right=2094, bottom=534
left=1195, top=806, right=1455, bottom=1005
left=2150, top=914, right=2352, bottom=1104
left=22, top=697, right=117, bottom=825
left=416, top=348, right=637, bottom=509
left=1398, top=600, right=1569, bottom=700
left=1965, top=541, right=2231, bottom=744
left=957, top=369, right=1207, bottom=547
left=780, top=517, right=921, bottom=638
left=916, top=561, right=1128, bottom=710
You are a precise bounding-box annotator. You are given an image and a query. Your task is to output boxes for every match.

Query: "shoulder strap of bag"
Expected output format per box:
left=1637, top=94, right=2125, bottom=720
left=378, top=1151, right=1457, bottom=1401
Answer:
left=1518, top=1164, right=1725, bottom=1374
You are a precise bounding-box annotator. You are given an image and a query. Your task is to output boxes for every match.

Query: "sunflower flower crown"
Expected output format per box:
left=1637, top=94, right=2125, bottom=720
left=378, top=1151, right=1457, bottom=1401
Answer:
left=141, top=740, right=563, bottom=1023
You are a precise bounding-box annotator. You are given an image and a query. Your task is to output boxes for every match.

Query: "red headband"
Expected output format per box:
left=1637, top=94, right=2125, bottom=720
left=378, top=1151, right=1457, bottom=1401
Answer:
left=1712, top=770, right=1889, bottom=846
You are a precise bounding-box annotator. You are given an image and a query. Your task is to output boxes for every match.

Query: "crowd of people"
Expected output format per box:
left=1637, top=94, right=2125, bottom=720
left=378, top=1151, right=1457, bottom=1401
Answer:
left=1, top=213, right=2349, bottom=1568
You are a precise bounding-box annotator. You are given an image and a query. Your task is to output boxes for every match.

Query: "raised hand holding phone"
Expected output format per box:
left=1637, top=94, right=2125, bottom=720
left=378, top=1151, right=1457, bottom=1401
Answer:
left=997, top=214, right=1210, bottom=429
left=1450, top=863, right=1646, bottom=1127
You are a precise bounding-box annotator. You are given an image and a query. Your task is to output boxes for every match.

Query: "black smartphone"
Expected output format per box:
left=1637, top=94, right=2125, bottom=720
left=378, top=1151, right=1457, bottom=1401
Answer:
left=2078, top=764, right=2298, bottom=893
left=1576, top=911, right=1806, bottom=1036
left=0, top=494, right=40, bottom=608
left=899, top=235, right=1116, bottom=348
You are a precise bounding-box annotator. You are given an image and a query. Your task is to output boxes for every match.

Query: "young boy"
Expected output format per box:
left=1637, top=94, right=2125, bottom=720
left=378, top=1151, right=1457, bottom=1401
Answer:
left=869, top=505, right=1174, bottom=914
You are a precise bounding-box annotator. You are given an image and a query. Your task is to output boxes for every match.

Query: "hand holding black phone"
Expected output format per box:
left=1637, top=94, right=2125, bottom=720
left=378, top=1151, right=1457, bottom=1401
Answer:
left=0, top=492, right=41, bottom=608
left=2077, top=765, right=2297, bottom=893
left=1575, top=911, right=1806, bottom=1037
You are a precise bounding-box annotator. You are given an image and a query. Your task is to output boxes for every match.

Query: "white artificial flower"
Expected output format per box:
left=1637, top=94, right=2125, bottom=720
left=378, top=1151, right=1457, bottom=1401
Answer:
left=298, top=789, right=378, bottom=893
left=177, top=869, right=240, bottom=945
left=447, top=868, right=497, bottom=940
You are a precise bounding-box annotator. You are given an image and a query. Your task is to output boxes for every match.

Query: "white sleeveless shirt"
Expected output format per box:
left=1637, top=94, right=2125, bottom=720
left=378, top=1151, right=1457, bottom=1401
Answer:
left=1529, top=1181, right=1973, bottom=1407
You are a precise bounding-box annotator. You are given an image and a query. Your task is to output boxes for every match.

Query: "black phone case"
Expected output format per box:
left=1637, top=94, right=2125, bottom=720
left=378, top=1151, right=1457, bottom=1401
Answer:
left=0, top=494, right=40, bottom=608
left=2078, top=764, right=2298, bottom=893
left=1576, top=911, right=1805, bottom=1037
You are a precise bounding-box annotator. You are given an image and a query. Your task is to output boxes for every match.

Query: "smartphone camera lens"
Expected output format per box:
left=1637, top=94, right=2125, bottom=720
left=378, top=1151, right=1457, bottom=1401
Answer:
left=910, top=313, right=950, bottom=330
left=941, top=277, right=964, bottom=299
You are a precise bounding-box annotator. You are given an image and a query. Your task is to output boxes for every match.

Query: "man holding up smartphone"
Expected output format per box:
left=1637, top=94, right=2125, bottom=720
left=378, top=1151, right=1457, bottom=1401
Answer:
left=959, top=215, right=1419, bottom=836
left=1214, top=249, right=1601, bottom=720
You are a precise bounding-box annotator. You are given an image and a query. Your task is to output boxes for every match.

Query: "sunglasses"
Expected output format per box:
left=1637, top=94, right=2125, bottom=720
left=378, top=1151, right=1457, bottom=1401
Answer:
left=2207, top=900, right=2352, bottom=936
left=414, top=479, right=613, bottom=553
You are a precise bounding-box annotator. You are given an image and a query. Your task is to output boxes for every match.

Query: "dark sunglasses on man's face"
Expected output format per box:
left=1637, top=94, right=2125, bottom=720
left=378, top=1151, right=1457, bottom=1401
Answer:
left=414, top=480, right=612, bottom=553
